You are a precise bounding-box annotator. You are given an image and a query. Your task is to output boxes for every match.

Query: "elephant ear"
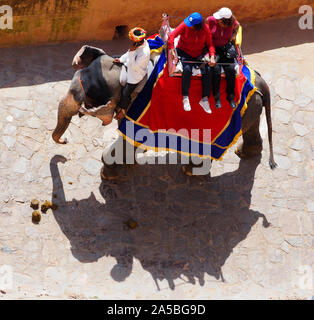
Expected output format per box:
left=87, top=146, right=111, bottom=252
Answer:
left=72, top=45, right=106, bottom=70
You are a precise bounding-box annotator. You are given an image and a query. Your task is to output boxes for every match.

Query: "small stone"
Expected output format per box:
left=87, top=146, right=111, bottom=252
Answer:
left=74, top=145, right=87, bottom=160
left=280, top=241, right=290, bottom=254
left=79, top=175, right=94, bottom=186
left=26, top=117, right=41, bottom=129
left=30, top=199, right=39, bottom=210
left=275, top=155, right=291, bottom=170
left=6, top=115, right=13, bottom=122
left=275, top=99, right=293, bottom=111
left=9, top=99, right=32, bottom=111
left=300, top=213, right=312, bottom=235
left=3, top=124, right=17, bottom=136
left=124, top=219, right=138, bottom=230
left=31, top=153, right=44, bottom=169
left=300, top=76, right=314, bottom=99
left=8, top=86, right=30, bottom=99
left=292, top=123, right=309, bottom=137
left=25, top=226, right=40, bottom=239
left=281, top=211, right=301, bottom=234
left=2, top=135, right=16, bottom=149
left=34, top=105, right=50, bottom=118
left=288, top=166, right=302, bottom=178
left=92, top=138, right=104, bottom=147
left=91, top=149, right=103, bottom=161
left=15, top=143, right=35, bottom=160
left=269, top=249, right=284, bottom=264
left=289, top=150, right=302, bottom=162
left=24, top=240, right=39, bottom=253
left=274, top=146, right=288, bottom=156
left=0, top=192, right=10, bottom=203
left=13, top=157, right=29, bottom=174
left=274, top=109, right=291, bottom=124
left=20, top=127, right=44, bottom=143
left=0, top=152, right=17, bottom=169
left=275, top=78, right=296, bottom=101
left=290, top=137, right=304, bottom=151
left=17, top=136, right=41, bottom=152
left=32, top=211, right=41, bottom=224
left=262, top=227, right=284, bottom=245
left=285, top=236, right=303, bottom=247
left=10, top=108, right=30, bottom=120
left=1, top=245, right=14, bottom=254
left=83, top=159, right=103, bottom=176
left=306, top=201, right=314, bottom=212
left=294, top=111, right=305, bottom=124
left=71, top=116, right=81, bottom=127
left=24, top=171, right=38, bottom=183
left=294, top=95, right=311, bottom=108
left=39, top=164, right=51, bottom=178
left=42, top=118, right=57, bottom=131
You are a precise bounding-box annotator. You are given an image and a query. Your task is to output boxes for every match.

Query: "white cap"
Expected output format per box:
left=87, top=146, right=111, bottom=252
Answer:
left=213, top=7, right=232, bottom=20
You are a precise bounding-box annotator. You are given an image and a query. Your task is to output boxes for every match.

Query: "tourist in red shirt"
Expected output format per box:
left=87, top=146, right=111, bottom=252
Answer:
left=207, top=7, right=239, bottom=109
left=168, top=12, right=216, bottom=113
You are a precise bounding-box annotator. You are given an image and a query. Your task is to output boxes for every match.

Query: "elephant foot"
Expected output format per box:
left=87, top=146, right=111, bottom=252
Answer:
left=235, top=141, right=263, bottom=159
left=100, top=164, right=121, bottom=181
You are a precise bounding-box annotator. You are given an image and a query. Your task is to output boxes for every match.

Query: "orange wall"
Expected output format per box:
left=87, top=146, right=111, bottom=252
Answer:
left=0, top=0, right=313, bottom=47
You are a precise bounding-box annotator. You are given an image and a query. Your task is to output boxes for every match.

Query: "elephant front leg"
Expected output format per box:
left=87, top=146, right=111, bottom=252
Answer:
left=235, top=118, right=263, bottom=159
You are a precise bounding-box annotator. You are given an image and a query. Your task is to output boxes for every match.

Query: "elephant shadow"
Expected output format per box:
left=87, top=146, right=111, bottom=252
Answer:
left=50, top=155, right=269, bottom=290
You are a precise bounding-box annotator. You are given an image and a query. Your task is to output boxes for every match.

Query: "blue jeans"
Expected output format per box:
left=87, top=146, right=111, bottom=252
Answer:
left=176, top=48, right=213, bottom=97
left=213, top=45, right=236, bottom=100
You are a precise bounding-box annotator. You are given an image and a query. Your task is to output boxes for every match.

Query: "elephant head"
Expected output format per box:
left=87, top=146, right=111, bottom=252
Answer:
left=72, top=45, right=106, bottom=70
left=52, top=49, right=122, bottom=144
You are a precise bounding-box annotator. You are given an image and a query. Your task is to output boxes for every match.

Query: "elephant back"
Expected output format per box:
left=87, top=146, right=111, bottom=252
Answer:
left=79, top=56, right=113, bottom=108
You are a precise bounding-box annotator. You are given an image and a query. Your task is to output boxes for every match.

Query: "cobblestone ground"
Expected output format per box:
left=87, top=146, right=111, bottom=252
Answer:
left=0, top=34, right=313, bottom=299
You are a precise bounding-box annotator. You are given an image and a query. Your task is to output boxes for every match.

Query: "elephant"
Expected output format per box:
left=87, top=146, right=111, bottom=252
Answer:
left=52, top=45, right=149, bottom=145
left=52, top=45, right=277, bottom=178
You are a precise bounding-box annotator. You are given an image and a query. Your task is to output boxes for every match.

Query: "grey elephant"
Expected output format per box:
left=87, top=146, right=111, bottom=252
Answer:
left=52, top=45, right=277, bottom=178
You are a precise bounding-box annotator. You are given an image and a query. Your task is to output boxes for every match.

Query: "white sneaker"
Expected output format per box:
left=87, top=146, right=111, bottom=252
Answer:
left=183, top=96, right=191, bottom=111
left=199, top=98, right=212, bottom=114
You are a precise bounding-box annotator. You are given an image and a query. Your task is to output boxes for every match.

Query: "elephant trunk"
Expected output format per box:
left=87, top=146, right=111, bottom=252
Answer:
left=52, top=93, right=79, bottom=144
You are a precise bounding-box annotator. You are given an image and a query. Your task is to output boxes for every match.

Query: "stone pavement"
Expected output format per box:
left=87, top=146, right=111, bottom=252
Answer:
left=0, top=33, right=313, bottom=299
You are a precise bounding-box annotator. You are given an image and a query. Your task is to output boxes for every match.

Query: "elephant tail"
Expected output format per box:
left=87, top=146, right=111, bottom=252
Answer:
left=261, top=80, right=277, bottom=170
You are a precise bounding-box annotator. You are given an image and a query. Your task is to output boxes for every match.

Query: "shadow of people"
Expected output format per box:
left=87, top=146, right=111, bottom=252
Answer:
left=50, top=154, right=269, bottom=290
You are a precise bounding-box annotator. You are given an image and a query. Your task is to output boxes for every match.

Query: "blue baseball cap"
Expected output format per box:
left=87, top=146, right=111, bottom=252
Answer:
left=184, top=12, right=203, bottom=27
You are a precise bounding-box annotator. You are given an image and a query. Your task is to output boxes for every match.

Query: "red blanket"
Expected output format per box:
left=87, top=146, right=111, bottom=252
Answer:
left=119, top=50, right=256, bottom=160
left=137, top=68, right=247, bottom=143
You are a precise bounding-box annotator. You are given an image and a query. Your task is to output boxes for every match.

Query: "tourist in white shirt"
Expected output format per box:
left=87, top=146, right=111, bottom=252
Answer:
left=114, top=27, right=150, bottom=120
